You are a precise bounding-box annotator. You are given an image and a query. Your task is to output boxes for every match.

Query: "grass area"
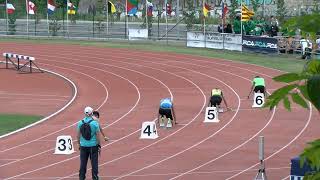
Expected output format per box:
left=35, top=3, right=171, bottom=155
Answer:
left=0, top=114, right=43, bottom=136
left=0, top=37, right=306, bottom=73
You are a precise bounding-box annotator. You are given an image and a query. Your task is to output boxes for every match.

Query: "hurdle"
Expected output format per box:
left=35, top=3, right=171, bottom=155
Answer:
left=2, top=53, right=43, bottom=73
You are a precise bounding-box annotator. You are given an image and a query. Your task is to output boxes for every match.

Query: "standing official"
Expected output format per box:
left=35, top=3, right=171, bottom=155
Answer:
left=77, top=106, right=101, bottom=180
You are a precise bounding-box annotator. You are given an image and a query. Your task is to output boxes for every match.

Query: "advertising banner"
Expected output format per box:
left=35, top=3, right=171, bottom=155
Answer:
left=242, top=36, right=278, bottom=54
left=187, top=32, right=205, bottom=48
left=128, top=29, right=148, bottom=40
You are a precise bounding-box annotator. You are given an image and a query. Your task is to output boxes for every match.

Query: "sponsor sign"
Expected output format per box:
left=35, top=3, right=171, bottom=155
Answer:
left=242, top=35, right=278, bottom=54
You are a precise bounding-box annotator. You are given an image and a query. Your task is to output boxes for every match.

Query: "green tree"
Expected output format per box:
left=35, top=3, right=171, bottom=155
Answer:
left=183, top=0, right=197, bottom=30
left=276, top=0, right=286, bottom=24
left=229, top=0, right=239, bottom=23
left=265, top=13, right=320, bottom=179
left=250, top=0, right=259, bottom=12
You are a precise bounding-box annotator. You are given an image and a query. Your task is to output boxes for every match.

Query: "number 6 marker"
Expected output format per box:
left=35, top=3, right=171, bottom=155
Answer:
left=252, top=93, right=265, bottom=108
left=204, top=107, right=219, bottom=123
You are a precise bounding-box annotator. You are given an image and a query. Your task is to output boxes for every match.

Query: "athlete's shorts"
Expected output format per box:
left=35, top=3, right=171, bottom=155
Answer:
left=210, top=95, right=222, bottom=107
left=159, top=108, right=173, bottom=119
left=254, top=86, right=265, bottom=93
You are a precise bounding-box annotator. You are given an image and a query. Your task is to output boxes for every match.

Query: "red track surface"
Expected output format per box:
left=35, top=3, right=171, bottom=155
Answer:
left=0, top=42, right=319, bottom=180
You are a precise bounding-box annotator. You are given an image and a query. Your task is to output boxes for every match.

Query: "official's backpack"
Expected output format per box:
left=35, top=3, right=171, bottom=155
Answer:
left=80, top=120, right=93, bottom=140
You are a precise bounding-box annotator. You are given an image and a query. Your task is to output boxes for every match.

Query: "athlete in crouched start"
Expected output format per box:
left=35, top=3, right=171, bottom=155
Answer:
left=208, top=88, right=230, bottom=111
left=158, top=98, right=176, bottom=128
left=248, top=76, right=267, bottom=99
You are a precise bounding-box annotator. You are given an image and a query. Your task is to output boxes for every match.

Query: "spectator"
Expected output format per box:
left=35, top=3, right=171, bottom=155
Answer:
left=225, top=23, right=232, bottom=33
left=316, top=36, right=320, bottom=59
left=300, top=37, right=312, bottom=59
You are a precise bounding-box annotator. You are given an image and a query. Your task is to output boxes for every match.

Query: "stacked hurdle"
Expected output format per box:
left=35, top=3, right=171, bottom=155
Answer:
left=2, top=53, right=43, bottom=73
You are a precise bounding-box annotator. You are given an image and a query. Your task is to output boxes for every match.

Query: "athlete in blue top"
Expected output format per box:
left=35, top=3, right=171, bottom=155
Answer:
left=158, top=98, right=176, bottom=128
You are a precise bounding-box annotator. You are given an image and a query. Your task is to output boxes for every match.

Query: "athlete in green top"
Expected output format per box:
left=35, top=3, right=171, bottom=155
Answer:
left=248, top=76, right=267, bottom=98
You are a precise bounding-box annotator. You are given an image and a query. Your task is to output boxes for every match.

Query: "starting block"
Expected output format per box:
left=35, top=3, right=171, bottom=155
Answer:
left=252, top=93, right=265, bottom=108
left=140, top=121, right=158, bottom=139
left=204, top=106, right=219, bottom=123
left=54, top=135, right=75, bottom=155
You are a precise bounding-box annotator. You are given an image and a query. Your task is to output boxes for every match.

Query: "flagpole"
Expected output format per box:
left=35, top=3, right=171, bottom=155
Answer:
left=203, top=0, right=206, bottom=47
left=240, top=1, right=243, bottom=36
left=176, top=0, right=180, bottom=39
left=222, top=1, right=224, bottom=33
left=26, top=0, right=29, bottom=36
left=125, top=0, right=128, bottom=39
left=146, top=0, right=148, bottom=37
left=5, top=0, right=8, bottom=34
left=106, top=0, right=109, bottom=37
left=165, top=0, right=168, bottom=44
left=66, top=0, right=69, bottom=37
left=47, top=0, right=49, bottom=35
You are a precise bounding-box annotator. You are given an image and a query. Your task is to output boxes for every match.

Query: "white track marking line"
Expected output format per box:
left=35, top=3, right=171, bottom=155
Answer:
left=7, top=166, right=290, bottom=179
left=0, top=92, right=69, bottom=98
left=225, top=103, right=313, bottom=180
left=0, top=97, right=67, bottom=101
left=1, top=48, right=176, bottom=179
left=0, top=60, right=151, bottom=166
left=93, top=55, right=267, bottom=179
left=281, top=175, right=290, bottom=180
left=3, top=47, right=282, bottom=179
left=57, top=60, right=207, bottom=180
left=0, top=62, right=77, bottom=140
left=0, top=63, right=109, bottom=167
left=5, top=47, right=255, bottom=179
left=86, top=60, right=240, bottom=179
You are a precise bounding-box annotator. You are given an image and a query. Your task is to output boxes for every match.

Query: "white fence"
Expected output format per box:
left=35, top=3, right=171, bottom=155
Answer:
left=187, top=32, right=242, bottom=51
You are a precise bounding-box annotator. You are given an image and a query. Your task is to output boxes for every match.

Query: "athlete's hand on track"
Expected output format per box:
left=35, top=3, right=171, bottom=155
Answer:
left=104, top=136, right=109, bottom=141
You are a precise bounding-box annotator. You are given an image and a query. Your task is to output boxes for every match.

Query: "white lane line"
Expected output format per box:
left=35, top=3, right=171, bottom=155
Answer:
left=11, top=46, right=242, bottom=180
left=7, top=166, right=290, bottom=179
left=107, top=61, right=240, bottom=179
left=0, top=97, right=67, bottom=101
left=226, top=103, right=313, bottom=179
left=0, top=63, right=110, bottom=163
left=0, top=62, right=77, bottom=140
left=57, top=59, right=206, bottom=180
left=109, top=58, right=275, bottom=179
left=0, top=92, right=70, bottom=98
left=1, top=48, right=175, bottom=179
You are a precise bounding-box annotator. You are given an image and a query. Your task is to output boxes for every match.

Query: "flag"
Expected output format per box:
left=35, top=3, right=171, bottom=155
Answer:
left=47, top=0, right=56, bottom=14
left=221, top=1, right=228, bottom=19
left=166, top=3, right=171, bottom=16
left=67, top=2, right=76, bottom=15
left=203, top=3, right=211, bottom=17
left=147, top=1, right=153, bottom=17
left=127, top=0, right=138, bottom=15
left=108, top=1, right=116, bottom=14
left=6, top=3, right=15, bottom=14
left=241, top=4, right=254, bottom=21
left=27, top=1, right=36, bottom=15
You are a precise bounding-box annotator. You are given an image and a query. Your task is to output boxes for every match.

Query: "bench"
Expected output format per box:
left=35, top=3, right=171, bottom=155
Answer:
left=2, top=53, right=43, bottom=73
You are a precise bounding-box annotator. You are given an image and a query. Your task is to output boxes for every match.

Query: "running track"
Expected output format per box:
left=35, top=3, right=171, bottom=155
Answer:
left=0, top=42, right=319, bottom=180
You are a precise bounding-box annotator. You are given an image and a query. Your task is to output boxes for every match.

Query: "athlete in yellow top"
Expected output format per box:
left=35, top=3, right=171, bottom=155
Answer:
left=208, top=88, right=230, bottom=110
left=248, top=76, right=267, bottom=98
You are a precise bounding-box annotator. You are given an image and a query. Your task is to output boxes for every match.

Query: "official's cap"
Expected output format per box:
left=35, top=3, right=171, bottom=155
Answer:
left=84, top=106, right=93, bottom=115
